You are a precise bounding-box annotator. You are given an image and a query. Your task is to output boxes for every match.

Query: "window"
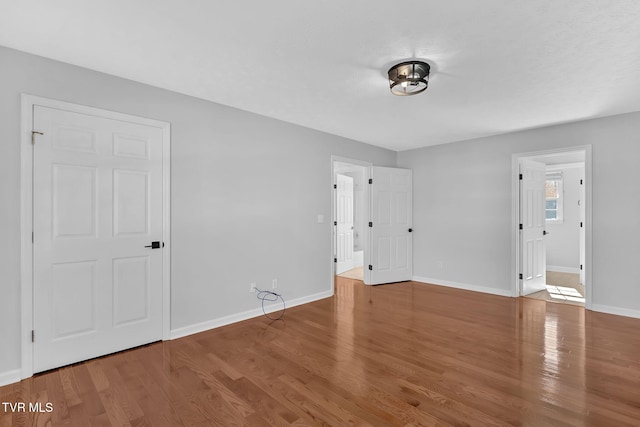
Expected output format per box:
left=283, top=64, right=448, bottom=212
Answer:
left=545, top=172, right=563, bottom=222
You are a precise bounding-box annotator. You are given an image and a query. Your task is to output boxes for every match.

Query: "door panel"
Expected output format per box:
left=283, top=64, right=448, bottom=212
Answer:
left=51, top=260, right=96, bottom=339
left=33, top=105, right=164, bottom=373
left=113, top=256, right=150, bottom=326
left=114, top=169, right=149, bottom=235
left=52, top=165, right=97, bottom=238
left=367, top=167, right=412, bottom=285
left=520, top=159, right=546, bottom=295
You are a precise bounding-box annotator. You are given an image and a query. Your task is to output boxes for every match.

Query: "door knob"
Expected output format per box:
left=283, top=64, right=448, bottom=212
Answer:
left=144, top=241, right=164, bottom=249
left=408, top=228, right=413, bottom=232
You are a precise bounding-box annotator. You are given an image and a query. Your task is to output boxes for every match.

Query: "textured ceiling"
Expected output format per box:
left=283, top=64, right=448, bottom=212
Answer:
left=1, top=1, right=639, bottom=151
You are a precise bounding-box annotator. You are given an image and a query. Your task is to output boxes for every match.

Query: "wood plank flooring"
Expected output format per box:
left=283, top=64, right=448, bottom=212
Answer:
left=337, top=266, right=364, bottom=281
left=3, top=277, right=640, bottom=426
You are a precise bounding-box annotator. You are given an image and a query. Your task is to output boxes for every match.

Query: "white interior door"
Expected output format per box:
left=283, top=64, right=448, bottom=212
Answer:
left=367, top=167, right=412, bottom=285
left=579, top=172, right=586, bottom=285
left=520, top=159, right=547, bottom=295
left=32, top=105, right=164, bottom=373
left=336, top=174, right=354, bottom=274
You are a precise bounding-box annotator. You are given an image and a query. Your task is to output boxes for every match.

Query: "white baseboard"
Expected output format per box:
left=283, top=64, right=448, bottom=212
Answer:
left=547, top=265, right=580, bottom=274
left=412, top=276, right=514, bottom=297
left=591, top=304, right=640, bottom=320
left=0, top=369, right=21, bottom=387
left=170, top=289, right=334, bottom=340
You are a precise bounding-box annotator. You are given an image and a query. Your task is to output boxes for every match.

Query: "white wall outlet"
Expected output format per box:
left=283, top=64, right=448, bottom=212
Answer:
left=272, top=279, right=277, bottom=289
left=250, top=283, right=256, bottom=293
left=437, top=261, right=444, bottom=269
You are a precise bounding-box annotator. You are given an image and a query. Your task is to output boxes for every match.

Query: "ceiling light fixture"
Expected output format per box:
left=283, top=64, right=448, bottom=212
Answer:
left=388, top=60, right=430, bottom=96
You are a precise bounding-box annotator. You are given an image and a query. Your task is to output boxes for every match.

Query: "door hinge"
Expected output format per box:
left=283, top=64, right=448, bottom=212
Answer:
left=31, top=330, right=35, bottom=342
left=519, top=173, right=523, bottom=180
left=580, top=222, right=583, bottom=228
left=519, top=224, right=523, bottom=230
left=31, top=131, right=43, bottom=145
left=368, top=222, right=373, bottom=227
left=32, top=232, right=34, bottom=243
left=580, top=179, right=583, bottom=185
left=580, top=264, right=583, bottom=270
left=334, top=221, right=337, bottom=226
left=368, top=265, right=373, bottom=271
left=333, top=184, right=337, bottom=189
left=368, top=178, right=372, bottom=184
left=519, top=273, right=523, bottom=280
left=334, top=258, right=337, bottom=263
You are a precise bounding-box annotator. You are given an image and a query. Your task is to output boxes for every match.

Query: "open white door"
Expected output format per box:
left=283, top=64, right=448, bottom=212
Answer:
left=336, top=174, right=354, bottom=274
left=366, top=167, right=412, bottom=285
left=520, top=159, right=547, bottom=295
left=32, top=105, right=165, bottom=373
left=579, top=171, right=586, bottom=285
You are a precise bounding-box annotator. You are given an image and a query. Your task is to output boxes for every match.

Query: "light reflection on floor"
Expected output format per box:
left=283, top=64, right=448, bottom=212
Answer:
left=546, top=285, right=585, bottom=303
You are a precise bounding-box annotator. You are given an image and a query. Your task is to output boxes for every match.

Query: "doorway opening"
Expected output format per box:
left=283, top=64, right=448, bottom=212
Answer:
left=512, top=146, right=592, bottom=309
left=331, top=157, right=413, bottom=290
left=333, top=159, right=370, bottom=283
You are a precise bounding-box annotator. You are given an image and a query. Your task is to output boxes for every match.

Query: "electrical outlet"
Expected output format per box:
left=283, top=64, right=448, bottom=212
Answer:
left=272, top=279, right=277, bottom=289
left=437, top=261, right=444, bottom=269
left=250, top=283, right=256, bottom=293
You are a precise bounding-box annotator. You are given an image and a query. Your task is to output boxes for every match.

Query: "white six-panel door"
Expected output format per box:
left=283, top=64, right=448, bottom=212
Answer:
left=32, top=105, right=164, bottom=373
left=367, top=167, right=412, bottom=285
left=336, top=174, right=354, bottom=274
left=579, top=172, right=586, bottom=286
left=520, top=159, right=547, bottom=296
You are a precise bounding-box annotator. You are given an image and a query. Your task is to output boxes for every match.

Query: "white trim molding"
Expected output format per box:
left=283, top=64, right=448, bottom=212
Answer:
left=20, top=94, right=171, bottom=380
left=170, top=290, right=334, bottom=340
left=0, top=369, right=21, bottom=387
left=412, top=276, right=514, bottom=298
left=547, top=265, right=581, bottom=274
left=591, top=304, right=640, bottom=320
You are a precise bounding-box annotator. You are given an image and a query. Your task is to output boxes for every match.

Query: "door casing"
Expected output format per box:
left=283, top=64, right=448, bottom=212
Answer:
left=20, top=94, right=171, bottom=379
left=331, top=156, right=372, bottom=287
left=511, top=146, right=592, bottom=308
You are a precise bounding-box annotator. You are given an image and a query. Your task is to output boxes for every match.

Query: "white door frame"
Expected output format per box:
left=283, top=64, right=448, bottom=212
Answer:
left=330, top=156, right=372, bottom=288
left=511, top=145, right=592, bottom=309
left=20, top=94, right=171, bottom=379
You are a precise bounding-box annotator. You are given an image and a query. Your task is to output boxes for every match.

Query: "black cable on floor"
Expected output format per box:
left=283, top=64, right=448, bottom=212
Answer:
left=255, top=288, right=286, bottom=320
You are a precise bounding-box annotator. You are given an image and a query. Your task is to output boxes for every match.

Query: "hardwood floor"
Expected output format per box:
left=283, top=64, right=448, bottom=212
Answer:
left=526, top=272, right=585, bottom=306
left=337, top=266, right=364, bottom=281
left=3, top=277, right=640, bottom=426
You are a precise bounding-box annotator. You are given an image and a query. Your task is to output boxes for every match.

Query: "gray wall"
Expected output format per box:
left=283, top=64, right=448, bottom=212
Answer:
left=546, top=166, right=583, bottom=270
left=398, top=112, right=640, bottom=312
left=0, top=46, right=397, bottom=375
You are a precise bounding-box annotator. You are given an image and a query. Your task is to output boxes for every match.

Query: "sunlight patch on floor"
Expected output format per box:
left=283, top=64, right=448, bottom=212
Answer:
left=546, top=285, right=585, bottom=303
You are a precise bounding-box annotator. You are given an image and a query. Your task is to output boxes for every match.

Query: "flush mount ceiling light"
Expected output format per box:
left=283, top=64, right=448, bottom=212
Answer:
left=388, top=60, right=430, bottom=96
